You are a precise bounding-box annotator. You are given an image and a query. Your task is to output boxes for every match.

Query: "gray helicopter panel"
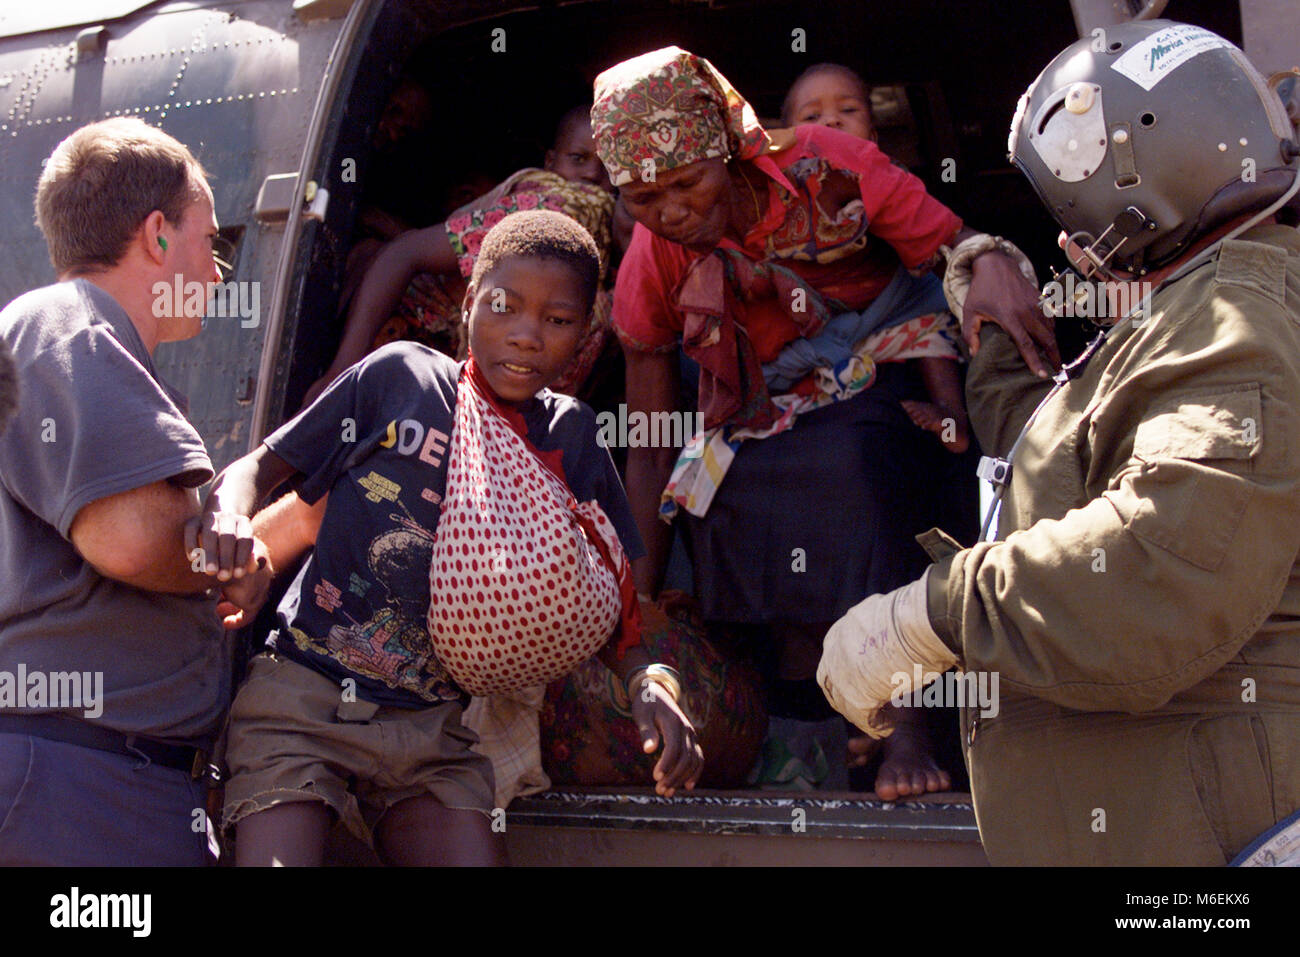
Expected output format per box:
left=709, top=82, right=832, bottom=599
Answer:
left=0, top=0, right=349, bottom=475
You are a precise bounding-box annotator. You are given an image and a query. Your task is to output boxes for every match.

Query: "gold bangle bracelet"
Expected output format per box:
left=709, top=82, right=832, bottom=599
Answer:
left=631, top=664, right=682, bottom=703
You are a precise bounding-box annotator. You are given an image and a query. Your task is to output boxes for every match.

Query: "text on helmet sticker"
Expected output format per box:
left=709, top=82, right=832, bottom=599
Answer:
left=1110, top=24, right=1233, bottom=92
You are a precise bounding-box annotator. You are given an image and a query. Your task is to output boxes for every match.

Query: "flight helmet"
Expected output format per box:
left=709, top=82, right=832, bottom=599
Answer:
left=1009, top=19, right=1298, bottom=274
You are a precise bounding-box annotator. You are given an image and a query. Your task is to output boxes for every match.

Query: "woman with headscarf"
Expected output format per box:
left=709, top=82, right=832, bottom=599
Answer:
left=592, top=47, right=1053, bottom=798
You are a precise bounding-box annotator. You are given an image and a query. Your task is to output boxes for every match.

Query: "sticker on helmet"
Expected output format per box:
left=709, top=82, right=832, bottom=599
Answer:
left=1110, top=23, right=1233, bottom=92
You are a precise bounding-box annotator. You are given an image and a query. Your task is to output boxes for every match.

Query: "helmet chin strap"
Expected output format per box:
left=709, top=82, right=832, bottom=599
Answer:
left=979, top=163, right=1300, bottom=543
left=1062, top=207, right=1154, bottom=284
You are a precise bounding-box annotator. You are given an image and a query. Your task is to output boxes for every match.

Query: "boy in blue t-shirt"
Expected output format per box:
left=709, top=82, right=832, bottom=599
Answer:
left=193, top=211, right=702, bottom=865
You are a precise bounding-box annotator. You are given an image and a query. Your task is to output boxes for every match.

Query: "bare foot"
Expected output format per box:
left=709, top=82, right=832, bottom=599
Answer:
left=872, top=708, right=952, bottom=800
left=848, top=732, right=881, bottom=769
left=901, top=400, right=970, bottom=454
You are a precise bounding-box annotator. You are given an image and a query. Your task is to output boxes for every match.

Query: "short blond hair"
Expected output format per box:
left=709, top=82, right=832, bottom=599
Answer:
left=34, top=118, right=208, bottom=275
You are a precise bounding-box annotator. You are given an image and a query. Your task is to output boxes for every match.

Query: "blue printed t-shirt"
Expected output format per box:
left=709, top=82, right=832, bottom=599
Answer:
left=263, top=342, right=643, bottom=708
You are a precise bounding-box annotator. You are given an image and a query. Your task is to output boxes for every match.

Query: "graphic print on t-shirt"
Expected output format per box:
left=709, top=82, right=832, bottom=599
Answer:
left=324, top=504, right=437, bottom=686
left=285, top=468, right=461, bottom=703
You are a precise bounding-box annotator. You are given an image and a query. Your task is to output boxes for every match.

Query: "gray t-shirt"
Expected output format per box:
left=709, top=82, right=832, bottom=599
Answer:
left=0, top=279, right=231, bottom=742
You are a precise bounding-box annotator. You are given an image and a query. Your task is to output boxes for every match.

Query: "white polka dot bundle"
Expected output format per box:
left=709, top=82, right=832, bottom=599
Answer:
left=428, top=370, right=626, bottom=695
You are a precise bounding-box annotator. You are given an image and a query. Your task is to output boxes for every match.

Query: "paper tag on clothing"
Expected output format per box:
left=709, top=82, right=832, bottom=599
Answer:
left=1232, top=809, right=1300, bottom=866
left=1110, top=23, right=1232, bottom=91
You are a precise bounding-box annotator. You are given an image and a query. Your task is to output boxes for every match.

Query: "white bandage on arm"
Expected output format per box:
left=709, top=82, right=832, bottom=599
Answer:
left=816, top=569, right=959, bottom=738
left=940, top=234, right=1037, bottom=323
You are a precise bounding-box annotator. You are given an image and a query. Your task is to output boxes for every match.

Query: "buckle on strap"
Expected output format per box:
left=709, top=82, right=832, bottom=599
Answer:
left=976, top=455, right=1012, bottom=488
left=107, top=729, right=209, bottom=780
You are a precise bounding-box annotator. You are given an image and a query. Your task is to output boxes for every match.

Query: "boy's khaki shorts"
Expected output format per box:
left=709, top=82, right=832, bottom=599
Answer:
left=222, top=653, right=495, bottom=846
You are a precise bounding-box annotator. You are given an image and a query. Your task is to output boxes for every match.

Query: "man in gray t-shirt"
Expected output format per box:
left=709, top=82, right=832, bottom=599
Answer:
left=0, top=337, right=15, bottom=436
left=0, top=119, right=270, bottom=865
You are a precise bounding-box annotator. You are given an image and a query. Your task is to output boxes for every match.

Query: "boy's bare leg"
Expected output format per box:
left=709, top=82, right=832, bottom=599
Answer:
left=871, top=704, right=952, bottom=800
left=234, top=801, right=331, bottom=867
left=375, top=795, right=507, bottom=866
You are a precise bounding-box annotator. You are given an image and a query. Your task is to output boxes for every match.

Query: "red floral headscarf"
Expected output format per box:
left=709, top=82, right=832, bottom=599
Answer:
left=591, top=46, right=772, bottom=187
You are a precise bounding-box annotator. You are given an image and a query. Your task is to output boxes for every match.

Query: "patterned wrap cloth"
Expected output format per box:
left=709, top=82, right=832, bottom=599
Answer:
left=660, top=311, right=960, bottom=519
left=427, top=358, right=639, bottom=695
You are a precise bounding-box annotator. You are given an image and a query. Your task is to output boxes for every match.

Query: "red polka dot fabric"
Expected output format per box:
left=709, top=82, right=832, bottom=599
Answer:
left=428, top=371, right=625, bottom=695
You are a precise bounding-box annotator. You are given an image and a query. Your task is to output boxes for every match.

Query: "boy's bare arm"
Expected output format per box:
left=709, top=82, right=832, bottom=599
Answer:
left=205, top=491, right=327, bottom=632
left=188, top=445, right=300, bottom=580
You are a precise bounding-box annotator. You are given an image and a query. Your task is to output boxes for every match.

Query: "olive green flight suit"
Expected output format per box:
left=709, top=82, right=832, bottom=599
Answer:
left=927, top=224, right=1300, bottom=865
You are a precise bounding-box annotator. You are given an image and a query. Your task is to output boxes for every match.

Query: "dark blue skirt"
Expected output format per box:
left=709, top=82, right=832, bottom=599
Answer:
left=680, top=362, right=973, bottom=624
